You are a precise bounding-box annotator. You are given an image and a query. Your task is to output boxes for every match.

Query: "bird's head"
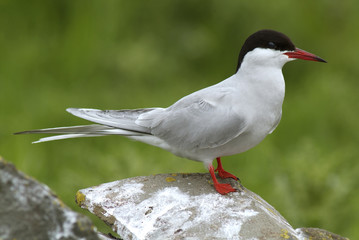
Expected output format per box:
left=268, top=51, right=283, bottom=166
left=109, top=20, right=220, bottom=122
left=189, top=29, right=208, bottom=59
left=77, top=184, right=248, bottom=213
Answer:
left=236, top=29, right=326, bottom=72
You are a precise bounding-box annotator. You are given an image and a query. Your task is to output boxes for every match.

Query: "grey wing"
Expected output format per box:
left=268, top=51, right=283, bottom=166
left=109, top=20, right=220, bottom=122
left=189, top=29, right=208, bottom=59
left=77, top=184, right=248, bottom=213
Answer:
left=137, top=94, right=248, bottom=150
left=66, top=108, right=158, bottom=134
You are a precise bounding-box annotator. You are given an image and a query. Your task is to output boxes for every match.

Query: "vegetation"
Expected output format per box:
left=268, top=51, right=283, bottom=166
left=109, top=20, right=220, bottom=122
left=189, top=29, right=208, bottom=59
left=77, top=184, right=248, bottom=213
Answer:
left=1, top=0, right=358, bottom=238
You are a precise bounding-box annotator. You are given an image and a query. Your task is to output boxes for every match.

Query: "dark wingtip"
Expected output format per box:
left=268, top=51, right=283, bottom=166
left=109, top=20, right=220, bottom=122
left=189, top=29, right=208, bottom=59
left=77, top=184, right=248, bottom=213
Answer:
left=14, top=130, right=30, bottom=135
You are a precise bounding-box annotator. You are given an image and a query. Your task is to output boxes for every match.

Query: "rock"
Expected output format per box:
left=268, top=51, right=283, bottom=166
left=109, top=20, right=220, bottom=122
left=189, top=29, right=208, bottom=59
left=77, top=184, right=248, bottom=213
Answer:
left=0, top=157, right=110, bottom=240
left=76, top=173, right=348, bottom=240
left=296, top=228, right=349, bottom=240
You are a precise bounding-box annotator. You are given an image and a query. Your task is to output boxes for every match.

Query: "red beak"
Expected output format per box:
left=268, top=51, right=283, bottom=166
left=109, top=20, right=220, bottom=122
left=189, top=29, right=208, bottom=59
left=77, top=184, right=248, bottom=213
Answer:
left=284, top=48, right=327, bottom=63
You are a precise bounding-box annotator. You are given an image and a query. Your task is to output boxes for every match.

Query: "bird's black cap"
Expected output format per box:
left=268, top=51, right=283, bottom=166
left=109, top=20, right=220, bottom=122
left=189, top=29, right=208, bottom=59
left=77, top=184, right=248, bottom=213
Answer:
left=236, top=30, right=295, bottom=71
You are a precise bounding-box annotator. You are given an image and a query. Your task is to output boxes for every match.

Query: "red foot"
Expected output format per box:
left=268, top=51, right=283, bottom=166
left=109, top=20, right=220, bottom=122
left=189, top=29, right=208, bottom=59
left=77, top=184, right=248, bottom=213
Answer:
left=214, top=182, right=236, bottom=195
left=208, top=164, right=236, bottom=195
left=215, top=157, right=238, bottom=180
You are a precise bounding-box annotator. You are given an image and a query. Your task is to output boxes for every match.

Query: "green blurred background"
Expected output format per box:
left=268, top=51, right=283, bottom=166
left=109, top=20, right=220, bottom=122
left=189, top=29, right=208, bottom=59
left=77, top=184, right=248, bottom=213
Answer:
left=1, top=0, right=358, bottom=238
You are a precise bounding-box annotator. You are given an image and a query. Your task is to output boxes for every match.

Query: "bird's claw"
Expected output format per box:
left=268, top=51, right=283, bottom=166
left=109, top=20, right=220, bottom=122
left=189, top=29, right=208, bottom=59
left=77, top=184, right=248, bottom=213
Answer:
left=214, top=182, right=236, bottom=195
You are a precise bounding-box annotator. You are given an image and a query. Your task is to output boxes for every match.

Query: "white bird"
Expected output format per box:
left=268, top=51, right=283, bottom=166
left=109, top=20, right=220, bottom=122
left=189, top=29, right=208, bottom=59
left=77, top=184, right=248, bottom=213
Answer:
left=16, top=30, right=326, bottom=195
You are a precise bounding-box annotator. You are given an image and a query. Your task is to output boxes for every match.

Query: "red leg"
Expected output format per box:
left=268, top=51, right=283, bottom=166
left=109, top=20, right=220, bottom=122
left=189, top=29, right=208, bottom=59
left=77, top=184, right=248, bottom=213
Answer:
left=208, top=164, right=236, bottom=195
left=215, top=157, right=238, bottom=180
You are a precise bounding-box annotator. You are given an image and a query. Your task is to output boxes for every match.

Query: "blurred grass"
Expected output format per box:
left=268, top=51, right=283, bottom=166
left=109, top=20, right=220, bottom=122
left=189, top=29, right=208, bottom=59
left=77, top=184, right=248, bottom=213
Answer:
left=1, top=0, right=358, bottom=238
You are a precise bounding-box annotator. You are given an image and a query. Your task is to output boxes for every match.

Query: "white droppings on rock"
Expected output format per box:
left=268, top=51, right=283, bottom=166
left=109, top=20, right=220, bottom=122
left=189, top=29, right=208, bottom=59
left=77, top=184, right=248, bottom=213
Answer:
left=110, top=186, right=256, bottom=239
left=54, top=210, right=85, bottom=240
left=77, top=173, right=289, bottom=239
left=80, top=180, right=144, bottom=217
left=77, top=173, right=348, bottom=240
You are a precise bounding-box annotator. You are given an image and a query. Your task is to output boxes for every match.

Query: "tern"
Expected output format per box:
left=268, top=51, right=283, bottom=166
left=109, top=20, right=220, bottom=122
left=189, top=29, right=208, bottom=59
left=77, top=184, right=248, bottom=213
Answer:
left=16, top=29, right=326, bottom=195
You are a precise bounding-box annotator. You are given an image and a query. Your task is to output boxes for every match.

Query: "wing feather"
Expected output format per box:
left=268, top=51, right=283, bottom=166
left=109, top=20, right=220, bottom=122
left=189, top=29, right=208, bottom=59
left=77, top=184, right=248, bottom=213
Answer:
left=66, top=108, right=156, bottom=134
left=137, top=87, right=248, bottom=150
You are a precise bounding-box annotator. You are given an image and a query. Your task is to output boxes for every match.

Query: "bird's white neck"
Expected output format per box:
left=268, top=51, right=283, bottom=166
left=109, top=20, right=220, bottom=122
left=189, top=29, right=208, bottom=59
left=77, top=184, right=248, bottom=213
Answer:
left=233, top=48, right=289, bottom=99
left=232, top=59, right=286, bottom=113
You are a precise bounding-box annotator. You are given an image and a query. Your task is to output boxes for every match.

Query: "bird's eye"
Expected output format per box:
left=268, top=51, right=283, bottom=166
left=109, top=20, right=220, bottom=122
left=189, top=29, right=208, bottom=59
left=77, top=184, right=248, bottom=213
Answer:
left=268, top=41, right=276, bottom=49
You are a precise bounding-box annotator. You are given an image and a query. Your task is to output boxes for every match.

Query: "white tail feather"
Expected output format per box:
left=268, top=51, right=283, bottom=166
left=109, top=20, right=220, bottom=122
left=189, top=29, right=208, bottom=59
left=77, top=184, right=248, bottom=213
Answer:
left=33, top=134, right=104, bottom=143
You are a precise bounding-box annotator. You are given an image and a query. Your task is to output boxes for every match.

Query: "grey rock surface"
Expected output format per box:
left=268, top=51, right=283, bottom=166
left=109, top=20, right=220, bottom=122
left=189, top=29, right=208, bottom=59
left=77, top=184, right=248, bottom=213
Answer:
left=77, top=173, right=348, bottom=240
left=296, top=228, right=349, bottom=240
left=0, top=157, right=107, bottom=240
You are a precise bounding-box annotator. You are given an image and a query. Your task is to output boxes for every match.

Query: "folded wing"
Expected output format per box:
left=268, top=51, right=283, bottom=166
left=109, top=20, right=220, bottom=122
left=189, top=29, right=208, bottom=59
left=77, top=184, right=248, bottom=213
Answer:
left=137, top=88, right=248, bottom=150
